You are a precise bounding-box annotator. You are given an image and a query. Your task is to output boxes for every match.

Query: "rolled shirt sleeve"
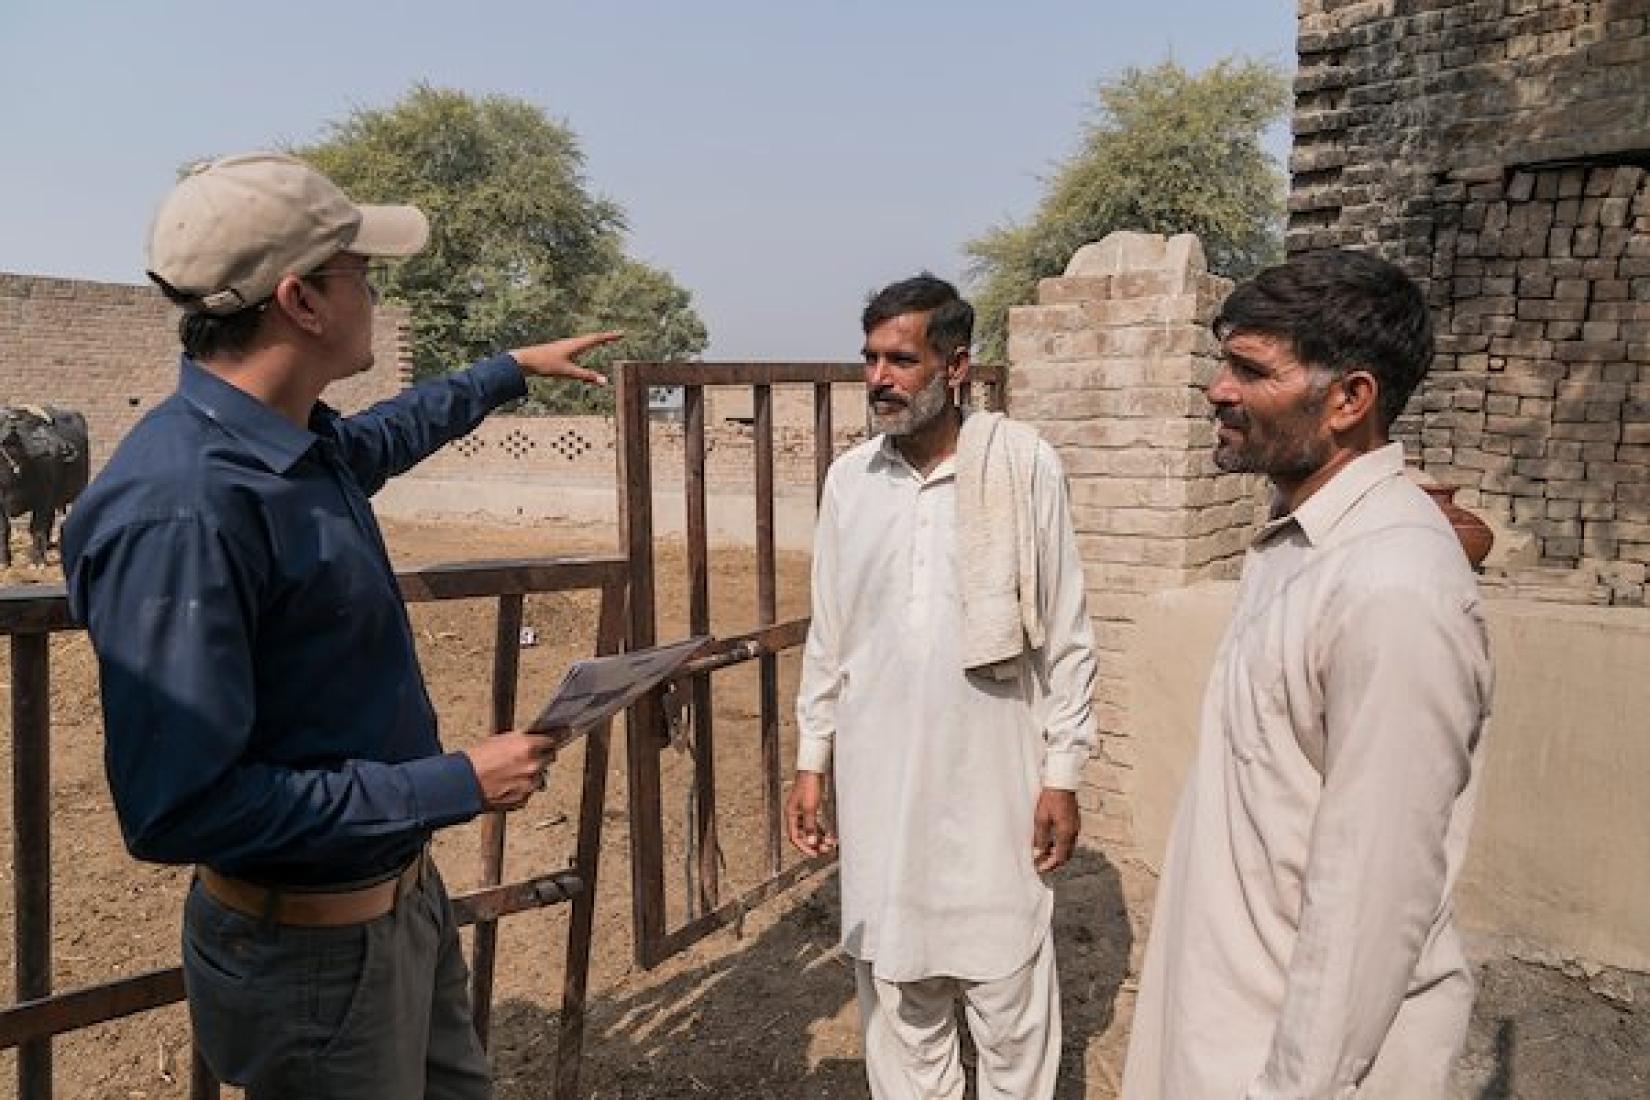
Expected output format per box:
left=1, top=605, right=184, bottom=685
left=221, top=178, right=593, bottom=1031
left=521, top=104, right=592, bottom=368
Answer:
left=332, top=354, right=528, bottom=494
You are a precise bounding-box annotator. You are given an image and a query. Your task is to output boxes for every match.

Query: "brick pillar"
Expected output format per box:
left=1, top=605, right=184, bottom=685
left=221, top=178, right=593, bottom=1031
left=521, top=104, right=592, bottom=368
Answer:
left=1007, top=231, right=1264, bottom=851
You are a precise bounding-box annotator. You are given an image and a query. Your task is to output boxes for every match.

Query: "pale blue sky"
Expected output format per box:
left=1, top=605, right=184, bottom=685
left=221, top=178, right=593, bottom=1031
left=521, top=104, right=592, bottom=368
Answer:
left=0, top=1, right=1294, bottom=359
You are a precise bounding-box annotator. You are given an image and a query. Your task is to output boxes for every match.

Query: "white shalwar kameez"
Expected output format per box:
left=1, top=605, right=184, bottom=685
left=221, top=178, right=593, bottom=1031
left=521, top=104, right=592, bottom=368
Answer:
left=796, top=432, right=1097, bottom=1099
left=1122, top=444, right=1493, bottom=1100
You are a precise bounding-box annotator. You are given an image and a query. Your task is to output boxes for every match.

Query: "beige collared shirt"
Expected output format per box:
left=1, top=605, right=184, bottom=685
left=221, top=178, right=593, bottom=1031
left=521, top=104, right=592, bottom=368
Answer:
left=796, top=432, right=1098, bottom=983
left=1123, top=443, right=1493, bottom=1099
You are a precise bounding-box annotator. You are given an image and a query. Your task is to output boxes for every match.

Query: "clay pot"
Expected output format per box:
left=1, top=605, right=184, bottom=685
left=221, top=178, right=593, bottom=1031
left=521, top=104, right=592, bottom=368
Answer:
left=1422, top=483, right=1494, bottom=569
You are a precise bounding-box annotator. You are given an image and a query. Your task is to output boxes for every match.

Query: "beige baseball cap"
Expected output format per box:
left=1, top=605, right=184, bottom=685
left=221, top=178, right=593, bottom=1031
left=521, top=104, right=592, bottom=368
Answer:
left=146, top=151, right=429, bottom=315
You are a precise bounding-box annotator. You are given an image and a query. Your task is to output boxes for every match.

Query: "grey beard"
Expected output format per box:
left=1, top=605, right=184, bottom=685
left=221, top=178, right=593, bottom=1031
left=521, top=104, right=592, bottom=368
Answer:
left=878, top=372, right=952, bottom=437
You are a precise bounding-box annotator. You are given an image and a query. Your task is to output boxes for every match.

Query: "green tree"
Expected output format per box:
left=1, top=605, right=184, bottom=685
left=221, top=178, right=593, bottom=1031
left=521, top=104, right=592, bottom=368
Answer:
left=966, top=58, right=1290, bottom=361
left=297, top=84, right=707, bottom=410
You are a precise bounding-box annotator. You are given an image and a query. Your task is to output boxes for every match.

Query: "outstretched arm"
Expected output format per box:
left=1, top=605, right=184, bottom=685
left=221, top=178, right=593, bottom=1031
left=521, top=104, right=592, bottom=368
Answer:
left=334, top=331, right=622, bottom=493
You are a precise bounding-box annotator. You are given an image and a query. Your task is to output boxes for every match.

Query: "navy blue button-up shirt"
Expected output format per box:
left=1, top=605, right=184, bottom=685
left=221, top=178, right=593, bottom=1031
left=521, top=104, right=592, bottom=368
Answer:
left=63, top=354, right=529, bottom=885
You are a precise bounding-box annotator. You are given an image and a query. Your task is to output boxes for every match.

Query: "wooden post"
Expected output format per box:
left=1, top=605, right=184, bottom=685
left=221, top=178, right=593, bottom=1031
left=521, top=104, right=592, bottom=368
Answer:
left=813, top=381, right=835, bottom=505
left=754, top=384, right=782, bottom=874
left=682, top=386, right=720, bottom=914
left=615, top=362, right=669, bottom=965
left=470, top=593, right=523, bottom=1046
left=554, top=579, right=628, bottom=1100
left=12, top=633, right=51, bottom=1100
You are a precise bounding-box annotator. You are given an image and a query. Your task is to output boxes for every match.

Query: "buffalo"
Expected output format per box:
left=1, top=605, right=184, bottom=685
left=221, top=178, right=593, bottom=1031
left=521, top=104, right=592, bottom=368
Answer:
left=0, top=406, right=89, bottom=568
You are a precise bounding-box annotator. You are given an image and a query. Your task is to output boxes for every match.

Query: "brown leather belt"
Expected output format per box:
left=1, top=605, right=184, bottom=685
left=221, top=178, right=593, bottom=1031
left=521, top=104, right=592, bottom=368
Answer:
left=197, top=849, right=429, bottom=928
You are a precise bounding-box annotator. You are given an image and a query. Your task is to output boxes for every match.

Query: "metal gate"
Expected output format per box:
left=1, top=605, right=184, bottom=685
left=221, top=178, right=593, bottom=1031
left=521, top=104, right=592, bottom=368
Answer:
left=614, top=361, right=1005, bottom=967
left=0, top=556, right=627, bottom=1100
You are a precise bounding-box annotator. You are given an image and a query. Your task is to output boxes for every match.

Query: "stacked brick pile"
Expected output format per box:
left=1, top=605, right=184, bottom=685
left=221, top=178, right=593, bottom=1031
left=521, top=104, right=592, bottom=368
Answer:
left=1286, top=0, right=1650, bottom=580
left=1420, top=163, right=1650, bottom=573
left=1007, top=231, right=1265, bottom=846
left=1289, top=1, right=1646, bottom=261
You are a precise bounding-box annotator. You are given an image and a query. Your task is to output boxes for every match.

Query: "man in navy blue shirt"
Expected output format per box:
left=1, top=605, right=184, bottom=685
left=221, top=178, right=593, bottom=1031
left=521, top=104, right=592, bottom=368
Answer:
left=62, top=151, right=618, bottom=1098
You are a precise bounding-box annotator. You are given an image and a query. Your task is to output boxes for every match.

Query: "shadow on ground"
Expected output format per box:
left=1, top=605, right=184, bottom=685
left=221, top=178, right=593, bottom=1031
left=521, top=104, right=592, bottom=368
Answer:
left=1453, top=959, right=1649, bottom=1100
left=1050, top=846, right=1133, bottom=1098
left=485, top=845, right=1132, bottom=1098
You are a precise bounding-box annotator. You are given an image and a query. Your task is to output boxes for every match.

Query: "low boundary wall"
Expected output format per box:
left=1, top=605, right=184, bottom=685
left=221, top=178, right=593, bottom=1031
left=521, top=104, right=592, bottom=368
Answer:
left=1126, top=582, right=1650, bottom=974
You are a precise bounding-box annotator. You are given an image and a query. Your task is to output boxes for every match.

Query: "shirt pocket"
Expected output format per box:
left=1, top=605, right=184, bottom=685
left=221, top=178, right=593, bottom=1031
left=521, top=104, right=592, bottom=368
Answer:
left=1221, top=618, right=1292, bottom=767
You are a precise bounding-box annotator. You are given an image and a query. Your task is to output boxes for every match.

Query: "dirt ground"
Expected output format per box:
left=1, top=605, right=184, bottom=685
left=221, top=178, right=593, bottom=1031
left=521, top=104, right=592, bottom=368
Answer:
left=0, top=516, right=1643, bottom=1099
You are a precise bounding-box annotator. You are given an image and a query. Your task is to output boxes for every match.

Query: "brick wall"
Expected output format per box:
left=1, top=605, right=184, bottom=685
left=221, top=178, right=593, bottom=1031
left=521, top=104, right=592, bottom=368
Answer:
left=1290, top=0, right=1650, bottom=258
left=0, top=273, right=409, bottom=468
left=1289, top=0, right=1650, bottom=571
left=706, top=383, right=873, bottom=439
left=1007, top=231, right=1267, bottom=849
left=1422, top=163, right=1650, bottom=569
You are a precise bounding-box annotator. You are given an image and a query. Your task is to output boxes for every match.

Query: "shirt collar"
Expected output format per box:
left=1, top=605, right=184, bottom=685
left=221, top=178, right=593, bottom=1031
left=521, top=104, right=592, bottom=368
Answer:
left=871, top=432, right=957, bottom=484
left=177, top=356, right=319, bottom=475
left=1256, top=442, right=1407, bottom=547
left=871, top=432, right=904, bottom=471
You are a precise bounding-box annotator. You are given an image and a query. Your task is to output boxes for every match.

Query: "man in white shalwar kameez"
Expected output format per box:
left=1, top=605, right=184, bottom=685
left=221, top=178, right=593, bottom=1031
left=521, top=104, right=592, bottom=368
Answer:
left=787, top=275, right=1098, bottom=1100
left=1122, top=250, right=1493, bottom=1099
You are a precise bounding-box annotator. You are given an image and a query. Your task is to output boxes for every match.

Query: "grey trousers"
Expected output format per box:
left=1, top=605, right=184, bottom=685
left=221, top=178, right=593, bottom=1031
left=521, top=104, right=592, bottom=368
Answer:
left=181, top=861, right=491, bottom=1099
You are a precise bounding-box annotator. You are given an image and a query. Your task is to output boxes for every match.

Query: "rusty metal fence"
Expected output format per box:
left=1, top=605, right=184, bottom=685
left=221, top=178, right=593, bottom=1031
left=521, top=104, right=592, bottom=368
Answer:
left=0, top=555, right=627, bottom=1100
left=614, top=362, right=1005, bottom=968
left=0, top=358, right=1009, bottom=1097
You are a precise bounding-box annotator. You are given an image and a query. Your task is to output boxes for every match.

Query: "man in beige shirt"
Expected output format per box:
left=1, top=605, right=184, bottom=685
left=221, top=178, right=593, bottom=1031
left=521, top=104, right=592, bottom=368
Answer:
left=1123, top=250, right=1493, bottom=1099
left=787, top=275, right=1098, bottom=1099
